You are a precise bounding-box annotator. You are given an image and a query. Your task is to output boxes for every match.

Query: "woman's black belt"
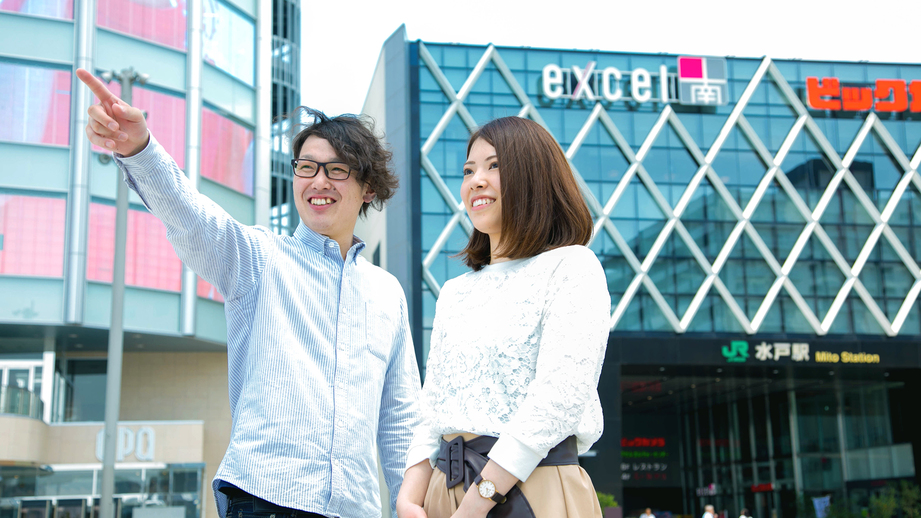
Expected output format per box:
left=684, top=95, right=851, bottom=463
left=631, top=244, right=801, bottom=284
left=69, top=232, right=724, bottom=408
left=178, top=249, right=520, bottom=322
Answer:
left=435, top=435, right=579, bottom=518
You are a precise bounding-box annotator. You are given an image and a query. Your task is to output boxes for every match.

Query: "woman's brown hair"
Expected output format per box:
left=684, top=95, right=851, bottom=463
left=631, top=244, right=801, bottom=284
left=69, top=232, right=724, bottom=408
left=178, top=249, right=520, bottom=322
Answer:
left=459, top=117, right=593, bottom=271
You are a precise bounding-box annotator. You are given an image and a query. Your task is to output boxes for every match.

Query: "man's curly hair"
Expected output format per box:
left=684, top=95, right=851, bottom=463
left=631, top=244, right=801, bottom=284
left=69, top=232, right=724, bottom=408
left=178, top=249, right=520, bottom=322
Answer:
left=287, top=106, right=397, bottom=217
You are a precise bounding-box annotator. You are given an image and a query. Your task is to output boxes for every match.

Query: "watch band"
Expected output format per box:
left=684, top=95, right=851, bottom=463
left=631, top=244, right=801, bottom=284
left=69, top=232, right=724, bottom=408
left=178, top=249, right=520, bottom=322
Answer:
left=473, top=474, right=508, bottom=504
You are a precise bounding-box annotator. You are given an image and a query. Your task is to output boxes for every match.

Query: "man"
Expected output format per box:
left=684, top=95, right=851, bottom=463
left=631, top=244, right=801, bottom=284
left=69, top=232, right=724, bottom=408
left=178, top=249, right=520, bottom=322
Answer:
left=641, top=507, right=656, bottom=518
left=703, top=504, right=717, bottom=518
left=76, top=69, right=420, bottom=518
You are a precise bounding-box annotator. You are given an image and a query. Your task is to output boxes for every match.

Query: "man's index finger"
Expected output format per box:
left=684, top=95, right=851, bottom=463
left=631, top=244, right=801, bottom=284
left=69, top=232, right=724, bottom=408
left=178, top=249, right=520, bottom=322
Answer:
left=75, top=68, right=118, bottom=104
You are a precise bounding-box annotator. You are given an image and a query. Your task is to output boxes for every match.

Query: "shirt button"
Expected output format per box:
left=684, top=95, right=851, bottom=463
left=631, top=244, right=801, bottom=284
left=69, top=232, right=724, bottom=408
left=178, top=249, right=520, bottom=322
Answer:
left=327, top=242, right=335, bottom=247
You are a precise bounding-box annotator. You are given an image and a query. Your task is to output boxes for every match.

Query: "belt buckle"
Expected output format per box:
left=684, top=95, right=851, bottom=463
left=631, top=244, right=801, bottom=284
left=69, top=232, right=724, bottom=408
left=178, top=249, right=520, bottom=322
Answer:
left=445, top=436, right=464, bottom=489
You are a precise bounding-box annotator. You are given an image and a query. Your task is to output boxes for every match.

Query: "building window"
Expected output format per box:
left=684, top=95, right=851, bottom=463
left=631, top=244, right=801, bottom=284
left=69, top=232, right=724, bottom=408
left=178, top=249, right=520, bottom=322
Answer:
left=0, top=465, right=203, bottom=516
left=86, top=202, right=182, bottom=292
left=0, top=193, right=66, bottom=277
left=96, top=0, right=187, bottom=50
left=203, top=0, right=255, bottom=86
left=0, top=0, right=72, bottom=19
left=0, top=62, right=70, bottom=146
left=91, top=81, right=187, bottom=168
left=62, top=359, right=106, bottom=422
left=201, top=107, right=254, bottom=196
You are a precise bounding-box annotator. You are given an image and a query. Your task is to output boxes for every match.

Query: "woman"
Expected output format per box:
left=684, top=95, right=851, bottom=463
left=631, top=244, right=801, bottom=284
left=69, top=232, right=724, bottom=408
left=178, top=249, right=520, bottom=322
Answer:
left=396, top=117, right=610, bottom=518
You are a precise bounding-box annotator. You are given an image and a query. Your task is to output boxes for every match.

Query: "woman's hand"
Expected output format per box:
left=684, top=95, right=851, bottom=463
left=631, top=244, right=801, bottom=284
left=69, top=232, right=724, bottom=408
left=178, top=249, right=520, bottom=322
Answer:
left=396, top=459, right=433, bottom=518
left=448, top=492, right=494, bottom=518
left=396, top=501, right=428, bottom=518
left=449, top=460, right=518, bottom=518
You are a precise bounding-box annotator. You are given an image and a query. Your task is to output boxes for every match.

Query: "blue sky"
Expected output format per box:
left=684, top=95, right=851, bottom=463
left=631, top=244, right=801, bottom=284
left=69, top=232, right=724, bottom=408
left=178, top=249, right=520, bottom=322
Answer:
left=300, top=0, right=920, bottom=117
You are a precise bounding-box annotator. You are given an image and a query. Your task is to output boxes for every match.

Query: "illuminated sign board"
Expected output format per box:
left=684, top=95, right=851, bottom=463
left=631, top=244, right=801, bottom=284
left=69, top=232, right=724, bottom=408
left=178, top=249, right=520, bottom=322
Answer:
left=621, top=436, right=670, bottom=482
left=616, top=337, right=914, bottom=367
left=752, top=483, right=774, bottom=493
left=541, top=56, right=728, bottom=106
left=806, top=77, right=921, bottom=112
left=722, top=340, right=882, bottom=364
left=696, top=483, right=719, bottom=496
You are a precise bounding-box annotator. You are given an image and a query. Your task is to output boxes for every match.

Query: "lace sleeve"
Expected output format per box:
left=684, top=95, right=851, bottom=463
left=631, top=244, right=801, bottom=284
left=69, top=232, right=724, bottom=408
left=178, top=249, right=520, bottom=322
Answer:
left=488, top=248, right=610, bottom=481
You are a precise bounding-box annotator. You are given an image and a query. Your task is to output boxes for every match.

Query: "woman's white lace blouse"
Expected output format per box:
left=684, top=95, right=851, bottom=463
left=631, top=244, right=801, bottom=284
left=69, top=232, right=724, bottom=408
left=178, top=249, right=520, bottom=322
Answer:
left=404, top=245, right=611, bottom=482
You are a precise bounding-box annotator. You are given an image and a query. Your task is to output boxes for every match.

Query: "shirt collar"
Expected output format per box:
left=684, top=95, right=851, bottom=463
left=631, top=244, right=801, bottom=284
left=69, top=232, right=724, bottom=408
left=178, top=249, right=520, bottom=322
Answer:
left=294, top=223, right=327, bottom=253
left=293, top=223, right=366, bottom=263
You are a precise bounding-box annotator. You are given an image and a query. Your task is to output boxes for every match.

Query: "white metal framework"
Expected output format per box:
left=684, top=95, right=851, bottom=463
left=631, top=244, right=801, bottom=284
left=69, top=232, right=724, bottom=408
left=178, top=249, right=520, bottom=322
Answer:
left=418, top=43, right=921, bottom=335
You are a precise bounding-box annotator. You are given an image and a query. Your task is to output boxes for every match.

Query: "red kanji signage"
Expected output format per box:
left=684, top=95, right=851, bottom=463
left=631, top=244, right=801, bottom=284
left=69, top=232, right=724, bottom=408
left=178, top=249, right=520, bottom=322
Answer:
left=622, top=437, right=666, bottom=448
left=806, top=77, right=921, bottom=112
left=621, top=380, right=662, bottom=393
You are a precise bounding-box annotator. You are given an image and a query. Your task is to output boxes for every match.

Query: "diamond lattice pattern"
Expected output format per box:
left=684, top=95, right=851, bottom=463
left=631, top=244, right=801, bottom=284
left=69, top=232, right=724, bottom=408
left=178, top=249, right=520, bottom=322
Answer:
left=417, top=44, right=921, bottom=335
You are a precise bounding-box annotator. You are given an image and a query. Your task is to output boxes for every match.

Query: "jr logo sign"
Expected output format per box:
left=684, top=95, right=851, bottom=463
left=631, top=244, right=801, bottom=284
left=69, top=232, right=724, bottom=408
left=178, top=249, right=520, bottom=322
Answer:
left=720, top=341, right=812, bottom=363
left=721, top=341, right=749, bottom=362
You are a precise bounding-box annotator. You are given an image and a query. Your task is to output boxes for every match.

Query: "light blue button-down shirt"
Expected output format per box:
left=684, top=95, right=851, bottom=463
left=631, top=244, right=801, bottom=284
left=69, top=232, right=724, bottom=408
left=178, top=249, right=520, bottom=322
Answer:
left=115, top=135, right=421, bottom=518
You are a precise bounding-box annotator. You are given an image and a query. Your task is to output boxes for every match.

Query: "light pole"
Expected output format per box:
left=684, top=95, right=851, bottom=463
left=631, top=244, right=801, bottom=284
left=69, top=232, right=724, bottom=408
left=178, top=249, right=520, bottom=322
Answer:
left=98, top=66, right=148, bottom=518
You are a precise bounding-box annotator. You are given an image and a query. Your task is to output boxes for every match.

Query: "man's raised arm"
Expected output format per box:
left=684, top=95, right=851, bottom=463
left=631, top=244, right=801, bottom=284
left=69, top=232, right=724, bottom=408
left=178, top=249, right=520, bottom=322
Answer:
left=75, top=68, right=270, bottom=301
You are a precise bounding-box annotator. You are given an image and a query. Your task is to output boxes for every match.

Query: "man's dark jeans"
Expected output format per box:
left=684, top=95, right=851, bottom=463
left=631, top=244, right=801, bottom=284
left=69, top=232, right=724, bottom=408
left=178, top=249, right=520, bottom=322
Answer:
left=225, top=492, right=327, bottom=518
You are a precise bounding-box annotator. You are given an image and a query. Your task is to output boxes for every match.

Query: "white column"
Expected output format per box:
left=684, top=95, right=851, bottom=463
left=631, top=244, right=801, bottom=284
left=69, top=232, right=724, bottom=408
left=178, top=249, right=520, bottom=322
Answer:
left=181, top=0, right=203, bottom=336
left=63, top=0, right=97, bottom=324
left=253, top=0, right=272, bottom=228
left=41, top=330, right=55, bottom=423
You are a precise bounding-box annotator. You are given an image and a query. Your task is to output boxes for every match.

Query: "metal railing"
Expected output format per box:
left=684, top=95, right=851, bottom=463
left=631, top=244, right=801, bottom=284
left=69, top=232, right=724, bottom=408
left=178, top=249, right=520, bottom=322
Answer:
left=0, top=385, right=44, bottom=419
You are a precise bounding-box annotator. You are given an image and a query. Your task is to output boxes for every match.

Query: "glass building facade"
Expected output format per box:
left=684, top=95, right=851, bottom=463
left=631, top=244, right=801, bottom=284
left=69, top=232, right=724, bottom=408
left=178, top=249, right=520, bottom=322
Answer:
left=411, top=47, right=921, bottom=341
left=267, top=0, right=300, bottom=236
left=363, top=29, right=921, bottom=518
left=0, top=0, right=284, bottom=516
left=1, top=464, right=204, bottom=518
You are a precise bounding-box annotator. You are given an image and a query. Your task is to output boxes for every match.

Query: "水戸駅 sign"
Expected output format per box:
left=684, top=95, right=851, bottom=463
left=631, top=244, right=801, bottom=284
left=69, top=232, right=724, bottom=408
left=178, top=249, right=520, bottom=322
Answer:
left=721, top=340, right=882, bottom=365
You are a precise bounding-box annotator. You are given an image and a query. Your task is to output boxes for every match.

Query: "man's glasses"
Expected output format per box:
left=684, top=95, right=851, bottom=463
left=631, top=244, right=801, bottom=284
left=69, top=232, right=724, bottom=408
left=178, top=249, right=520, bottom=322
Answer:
left=291, top=158, right=352, bottom=180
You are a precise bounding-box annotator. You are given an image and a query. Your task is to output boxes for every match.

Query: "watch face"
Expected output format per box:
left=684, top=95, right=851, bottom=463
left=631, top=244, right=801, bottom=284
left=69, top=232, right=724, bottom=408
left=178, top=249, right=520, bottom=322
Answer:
left=478, top=479, right=496, bottom=498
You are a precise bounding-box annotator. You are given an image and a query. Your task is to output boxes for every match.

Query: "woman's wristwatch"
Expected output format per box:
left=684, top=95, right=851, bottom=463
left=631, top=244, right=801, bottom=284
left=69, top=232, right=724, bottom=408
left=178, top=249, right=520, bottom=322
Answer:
left=473, top=474, right=508, bottom=504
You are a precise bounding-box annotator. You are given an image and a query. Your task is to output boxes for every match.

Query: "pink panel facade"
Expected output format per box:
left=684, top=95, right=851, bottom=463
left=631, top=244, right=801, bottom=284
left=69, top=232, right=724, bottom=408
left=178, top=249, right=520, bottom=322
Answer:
left=87, top=203, right=182, bottom=292
left=0, top=195, right=66, bottom=277
left=200, top=107, right=254, bottom=196
left=96, top=0, right=186, bottom=50
left=0, top=65, right=71, bottom=146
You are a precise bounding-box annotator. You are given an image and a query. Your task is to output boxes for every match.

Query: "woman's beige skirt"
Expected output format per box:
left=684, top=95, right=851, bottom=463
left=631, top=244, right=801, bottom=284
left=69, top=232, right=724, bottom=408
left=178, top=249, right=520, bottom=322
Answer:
left=423, top=434, right=603, bottom=518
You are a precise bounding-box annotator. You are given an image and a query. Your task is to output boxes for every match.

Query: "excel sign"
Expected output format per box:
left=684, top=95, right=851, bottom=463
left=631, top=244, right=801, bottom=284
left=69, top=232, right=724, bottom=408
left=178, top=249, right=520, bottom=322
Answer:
left=541, top=56, right=728, bottom=106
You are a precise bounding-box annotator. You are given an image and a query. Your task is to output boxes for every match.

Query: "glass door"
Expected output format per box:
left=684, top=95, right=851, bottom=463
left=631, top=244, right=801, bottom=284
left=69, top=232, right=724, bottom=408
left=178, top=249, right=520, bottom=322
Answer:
left=19, top=500, right=50, bottom=518
left=0, top=361, right=45, bottom=419
left=53, top=499, right=85, bottom=518
left=0, top=362, right=41, bottom=391
left=6, top=369, right=30, bottom=415
left=88, top=498, right=120, bottom=518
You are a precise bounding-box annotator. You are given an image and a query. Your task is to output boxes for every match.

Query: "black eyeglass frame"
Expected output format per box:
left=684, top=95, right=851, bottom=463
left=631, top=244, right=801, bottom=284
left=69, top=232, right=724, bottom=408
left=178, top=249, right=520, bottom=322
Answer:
left=290, top=158, right=353, bottom=180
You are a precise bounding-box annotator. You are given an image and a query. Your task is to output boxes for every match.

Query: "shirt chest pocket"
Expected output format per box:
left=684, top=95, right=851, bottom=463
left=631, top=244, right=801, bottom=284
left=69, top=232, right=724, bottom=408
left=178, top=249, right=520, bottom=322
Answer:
left=364, top=300, right=396, bottom=364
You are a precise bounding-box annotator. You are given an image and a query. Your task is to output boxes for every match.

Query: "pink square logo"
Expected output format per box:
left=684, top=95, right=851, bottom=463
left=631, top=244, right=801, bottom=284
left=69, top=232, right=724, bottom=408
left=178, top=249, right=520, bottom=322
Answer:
left=678, top=57, right=704, bottom=79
